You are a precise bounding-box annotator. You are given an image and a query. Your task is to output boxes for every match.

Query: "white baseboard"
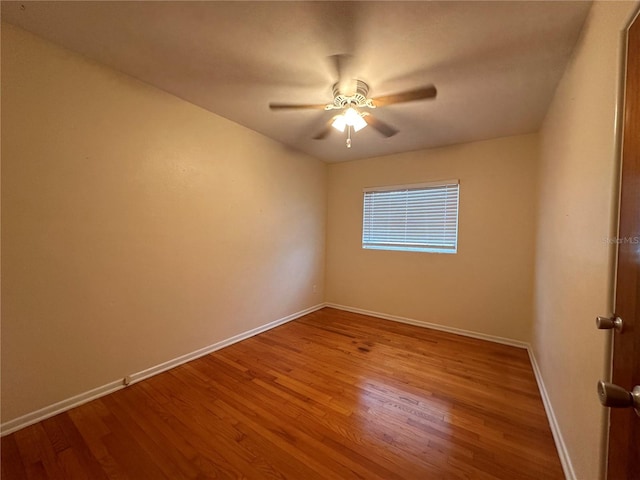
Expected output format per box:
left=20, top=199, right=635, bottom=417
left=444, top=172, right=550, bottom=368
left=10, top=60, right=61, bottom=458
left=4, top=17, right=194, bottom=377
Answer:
left=0, top=303, right=326, bottom=437
left=0, top=378, right=126, bottom=438
left=325, top=303, right=529, bottom=348
left=527, top=347, right=575, bottom=480
left=326, top=303, right=573, bottom=479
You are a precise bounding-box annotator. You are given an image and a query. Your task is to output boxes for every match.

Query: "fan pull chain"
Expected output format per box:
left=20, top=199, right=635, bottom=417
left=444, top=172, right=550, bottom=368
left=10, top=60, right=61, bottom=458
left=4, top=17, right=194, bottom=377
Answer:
left=346, top=124, right=352, bottom=148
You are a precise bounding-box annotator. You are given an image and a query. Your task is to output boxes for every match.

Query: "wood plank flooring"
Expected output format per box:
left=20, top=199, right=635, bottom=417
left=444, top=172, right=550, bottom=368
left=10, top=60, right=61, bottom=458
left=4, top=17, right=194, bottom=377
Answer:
left=1, top=307, right=563, bottom=479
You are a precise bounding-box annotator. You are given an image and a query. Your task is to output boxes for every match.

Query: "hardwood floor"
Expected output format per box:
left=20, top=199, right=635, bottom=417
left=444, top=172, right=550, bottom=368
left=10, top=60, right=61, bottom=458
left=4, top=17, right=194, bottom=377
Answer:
left=1, top=308, right=563, bottom=479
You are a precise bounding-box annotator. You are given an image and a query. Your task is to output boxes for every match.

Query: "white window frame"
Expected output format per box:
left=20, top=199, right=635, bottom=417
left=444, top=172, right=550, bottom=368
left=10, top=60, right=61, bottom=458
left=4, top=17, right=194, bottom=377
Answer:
left=362, top=179, right=459, bottom=254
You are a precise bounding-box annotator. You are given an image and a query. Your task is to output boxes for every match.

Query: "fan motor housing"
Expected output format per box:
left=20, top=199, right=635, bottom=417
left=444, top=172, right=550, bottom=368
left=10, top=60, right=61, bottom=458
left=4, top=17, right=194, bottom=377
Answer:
left=331, top=79, right=371, bottom=108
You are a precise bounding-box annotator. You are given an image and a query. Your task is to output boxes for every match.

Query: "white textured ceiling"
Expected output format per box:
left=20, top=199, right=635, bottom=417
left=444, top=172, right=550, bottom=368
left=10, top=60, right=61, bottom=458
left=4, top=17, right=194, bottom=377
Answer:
left=2, top=1, right=592, bottom=162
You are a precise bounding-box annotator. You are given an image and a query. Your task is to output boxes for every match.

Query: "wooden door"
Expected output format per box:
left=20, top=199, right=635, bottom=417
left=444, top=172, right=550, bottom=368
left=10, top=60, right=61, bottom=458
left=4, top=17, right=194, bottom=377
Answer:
left=607, top=10, right=640, bottom=480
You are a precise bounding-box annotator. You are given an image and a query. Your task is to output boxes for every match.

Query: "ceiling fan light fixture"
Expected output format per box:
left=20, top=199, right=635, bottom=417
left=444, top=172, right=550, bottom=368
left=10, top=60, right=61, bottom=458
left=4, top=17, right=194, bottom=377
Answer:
left=332, top=107, right=367, bottom=134
left=351, top=113, right=367, bottom=132
left=331, top=115, right=347, bottom=132
left=343, top=106, right=360, bottom=123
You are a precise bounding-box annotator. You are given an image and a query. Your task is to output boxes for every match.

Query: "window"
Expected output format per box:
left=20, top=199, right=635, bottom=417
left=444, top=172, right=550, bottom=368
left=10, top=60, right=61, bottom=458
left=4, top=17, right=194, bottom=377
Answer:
left=362, top=180, right=459, bottom=254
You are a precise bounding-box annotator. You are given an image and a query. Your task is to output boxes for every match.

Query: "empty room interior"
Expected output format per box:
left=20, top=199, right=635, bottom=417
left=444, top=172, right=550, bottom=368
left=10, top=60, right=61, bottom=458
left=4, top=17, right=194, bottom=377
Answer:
left=2, top=1, right=639, bottom=479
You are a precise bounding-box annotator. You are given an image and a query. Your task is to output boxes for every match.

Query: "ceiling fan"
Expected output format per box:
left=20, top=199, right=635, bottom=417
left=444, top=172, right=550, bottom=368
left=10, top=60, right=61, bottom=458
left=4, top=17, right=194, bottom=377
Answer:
left=269, top=56, right=437, bottom=148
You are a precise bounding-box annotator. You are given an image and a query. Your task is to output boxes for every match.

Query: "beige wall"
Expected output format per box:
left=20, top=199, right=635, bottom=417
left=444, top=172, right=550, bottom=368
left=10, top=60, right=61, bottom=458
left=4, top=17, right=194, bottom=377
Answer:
left=326, top=134, right=538, bottom=342
left=1, top=24, right=326, bottom=423
left=533, top=2, right=638, bottom=478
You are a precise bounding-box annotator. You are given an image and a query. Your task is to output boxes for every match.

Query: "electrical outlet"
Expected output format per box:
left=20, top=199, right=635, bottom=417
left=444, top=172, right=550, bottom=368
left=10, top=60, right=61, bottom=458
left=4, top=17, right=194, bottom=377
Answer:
left=313, top=284, right=317, bottom=293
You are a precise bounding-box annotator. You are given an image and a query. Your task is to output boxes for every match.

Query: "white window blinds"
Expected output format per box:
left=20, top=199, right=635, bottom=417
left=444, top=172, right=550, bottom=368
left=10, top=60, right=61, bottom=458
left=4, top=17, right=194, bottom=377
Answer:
left=362, top=180, right=459, bottom=253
